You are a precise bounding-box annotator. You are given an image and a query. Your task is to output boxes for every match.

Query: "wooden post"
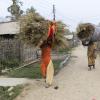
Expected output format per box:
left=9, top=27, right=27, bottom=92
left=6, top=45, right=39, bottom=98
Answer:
left=53, top=4, right=56, bottom=21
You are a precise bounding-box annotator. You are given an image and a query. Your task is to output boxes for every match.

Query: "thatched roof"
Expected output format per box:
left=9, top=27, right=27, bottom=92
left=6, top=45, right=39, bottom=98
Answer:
left=0, top=21, right=19, bottom=35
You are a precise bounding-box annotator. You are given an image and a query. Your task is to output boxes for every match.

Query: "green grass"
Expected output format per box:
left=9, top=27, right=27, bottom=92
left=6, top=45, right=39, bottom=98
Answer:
left=7, top=62, right=42, bottom=79
left=0, top=60, right=62, bottom=100
left=0, top=59, right=20, bottom=70
left=7, top=60, right=62, bottom=79
left=0, top=85, right=23, bottom=100
left=0, top=59, right=63, bottom=100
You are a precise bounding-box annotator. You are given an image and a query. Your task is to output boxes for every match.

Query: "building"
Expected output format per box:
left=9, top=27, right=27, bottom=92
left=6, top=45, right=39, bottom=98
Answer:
left=0, top=21, right=19, bottom=39
left=0, top=21, right=21, bottom=68
left=0, top=21, right=38, bottom=69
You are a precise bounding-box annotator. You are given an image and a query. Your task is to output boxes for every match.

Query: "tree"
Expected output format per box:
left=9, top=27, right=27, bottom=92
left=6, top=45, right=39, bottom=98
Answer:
left=8, top=0, right=23, bottom=20
left=26, top=7, right=36, bottom=14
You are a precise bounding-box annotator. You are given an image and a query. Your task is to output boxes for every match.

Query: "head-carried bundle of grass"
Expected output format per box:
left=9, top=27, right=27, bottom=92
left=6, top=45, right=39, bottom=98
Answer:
left=77, top=23, right=95, bottom=40
left=19, top=9, right=68, bottom=49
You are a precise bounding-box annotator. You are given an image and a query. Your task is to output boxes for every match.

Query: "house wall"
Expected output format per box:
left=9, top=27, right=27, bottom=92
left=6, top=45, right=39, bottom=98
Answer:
left=0, top=38, right=39, bottom=69
left=0, top=39, right=20, bottom=60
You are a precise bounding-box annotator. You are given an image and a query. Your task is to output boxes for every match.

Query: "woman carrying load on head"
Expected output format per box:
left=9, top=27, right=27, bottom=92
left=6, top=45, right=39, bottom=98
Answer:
left=77, top=23, right=98, bottom=71
left=87, top=42, right=97, bottom=70
left=40, top=21, right=56, bottom=87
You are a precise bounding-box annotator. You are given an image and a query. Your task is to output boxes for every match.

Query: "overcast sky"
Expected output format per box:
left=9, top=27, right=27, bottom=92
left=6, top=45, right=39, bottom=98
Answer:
left=0, top=0, right=100, bottom=31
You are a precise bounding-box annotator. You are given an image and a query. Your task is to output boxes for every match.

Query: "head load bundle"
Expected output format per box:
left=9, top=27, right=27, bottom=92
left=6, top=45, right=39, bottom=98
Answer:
left=77, top=23, right=95, bottom=40
left=19, top=8, right=68, bottom=49
left=77, top=23, right=100, bottom=46
left=76, top=23, right=95, bottom=46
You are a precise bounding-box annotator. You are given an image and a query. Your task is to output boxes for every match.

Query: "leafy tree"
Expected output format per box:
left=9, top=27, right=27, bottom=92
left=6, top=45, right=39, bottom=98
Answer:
left=8, top=0, right=23, bottom=20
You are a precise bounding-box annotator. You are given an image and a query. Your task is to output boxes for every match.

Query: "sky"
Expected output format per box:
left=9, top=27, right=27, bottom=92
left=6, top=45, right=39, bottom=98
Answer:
left=0, top=0, right=100, bottom=31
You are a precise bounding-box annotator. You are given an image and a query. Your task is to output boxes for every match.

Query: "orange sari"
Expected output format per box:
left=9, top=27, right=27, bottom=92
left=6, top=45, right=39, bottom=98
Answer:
left=40, top=22, right=56, bottom=85
left=41, top=45, right=54, bottom=85
left=41, top=46, right=51, bottom=78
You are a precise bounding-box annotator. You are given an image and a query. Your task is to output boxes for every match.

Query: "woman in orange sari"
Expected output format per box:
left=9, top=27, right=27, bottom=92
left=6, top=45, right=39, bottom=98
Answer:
left=40, top=40, right=54, bottom=87
left=40, top=21, right=56, bottom=87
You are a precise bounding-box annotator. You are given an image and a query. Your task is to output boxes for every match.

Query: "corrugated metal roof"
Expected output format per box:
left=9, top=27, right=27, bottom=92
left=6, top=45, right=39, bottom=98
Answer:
left=0, top=21, right=19, bottom=35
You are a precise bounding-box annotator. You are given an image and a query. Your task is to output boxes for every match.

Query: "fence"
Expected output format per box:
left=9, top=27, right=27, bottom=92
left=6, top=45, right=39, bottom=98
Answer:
left=0, top=39, right=40, bottom=71
left=0, top=38, right=77, bottom=73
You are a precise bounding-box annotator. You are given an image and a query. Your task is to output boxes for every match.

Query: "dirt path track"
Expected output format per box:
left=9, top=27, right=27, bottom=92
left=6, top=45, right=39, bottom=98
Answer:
left=15, top=45, right=100, bottom=100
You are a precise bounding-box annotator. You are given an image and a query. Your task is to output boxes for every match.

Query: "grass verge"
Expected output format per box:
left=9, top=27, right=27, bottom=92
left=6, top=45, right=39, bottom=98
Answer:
left=6, top=60, right=63, bottom=79
left=0, top=85, right=23, bottom=100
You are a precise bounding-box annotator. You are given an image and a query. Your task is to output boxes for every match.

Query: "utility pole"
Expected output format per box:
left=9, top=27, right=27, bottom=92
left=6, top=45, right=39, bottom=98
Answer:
left=53, top=4, right=56, bottom=21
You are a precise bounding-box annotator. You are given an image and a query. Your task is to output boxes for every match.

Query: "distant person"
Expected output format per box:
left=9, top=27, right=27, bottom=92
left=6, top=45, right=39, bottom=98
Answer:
left=87, top=42, right=97, bottom=70
left=77, top=23, right=98, bottom=71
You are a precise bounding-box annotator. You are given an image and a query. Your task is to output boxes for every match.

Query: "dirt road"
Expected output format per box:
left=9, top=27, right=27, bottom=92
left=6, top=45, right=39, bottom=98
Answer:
left=15, top=45, right=100, bottom=100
